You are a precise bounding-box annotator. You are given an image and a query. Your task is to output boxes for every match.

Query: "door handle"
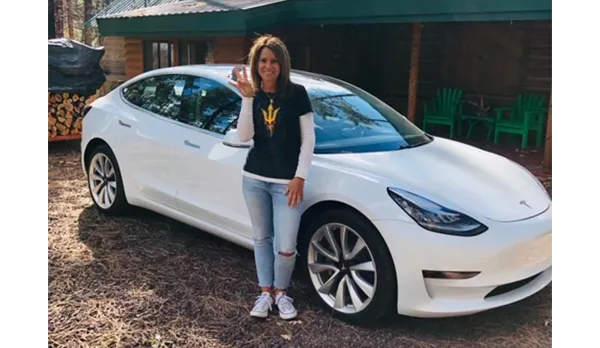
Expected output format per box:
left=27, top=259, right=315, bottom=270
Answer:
left=118, top=120, right=131, bottom=128
left=184, top=140, right=201, bottom=149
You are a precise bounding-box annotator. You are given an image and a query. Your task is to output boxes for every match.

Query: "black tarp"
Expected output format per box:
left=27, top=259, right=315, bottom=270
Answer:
left=48, top=38, right=106, bottom=92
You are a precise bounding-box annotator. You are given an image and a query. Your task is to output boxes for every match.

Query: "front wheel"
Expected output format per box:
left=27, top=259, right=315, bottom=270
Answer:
left=298, top=208, right=397, bottom=325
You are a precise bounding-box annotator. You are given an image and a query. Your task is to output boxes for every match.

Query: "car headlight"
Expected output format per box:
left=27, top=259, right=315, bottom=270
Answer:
left=387, top=187, right=488, bottom=237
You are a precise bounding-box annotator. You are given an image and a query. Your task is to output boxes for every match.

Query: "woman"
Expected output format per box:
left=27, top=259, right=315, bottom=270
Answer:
left=229, top=34, right=315, bottom=320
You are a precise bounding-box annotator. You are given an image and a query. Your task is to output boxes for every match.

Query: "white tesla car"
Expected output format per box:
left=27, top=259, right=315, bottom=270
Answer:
left=80, top=64, right=552, bottom=325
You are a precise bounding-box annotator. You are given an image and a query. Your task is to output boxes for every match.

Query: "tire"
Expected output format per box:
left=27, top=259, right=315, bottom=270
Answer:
left=298, top=208, right=397, bottom=326
left=86, top=144, right=129, bottom=215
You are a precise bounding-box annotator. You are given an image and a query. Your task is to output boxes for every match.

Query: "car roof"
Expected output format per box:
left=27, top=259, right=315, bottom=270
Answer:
left=182, top=64, right=321, bottom=81
left=133, top=64, right=355, bottom=96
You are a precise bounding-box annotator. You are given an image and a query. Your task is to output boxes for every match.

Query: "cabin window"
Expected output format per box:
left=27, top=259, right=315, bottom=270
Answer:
left=143, top=41, right=175, bottom=71
left=178, top=41, right=208, bottom=65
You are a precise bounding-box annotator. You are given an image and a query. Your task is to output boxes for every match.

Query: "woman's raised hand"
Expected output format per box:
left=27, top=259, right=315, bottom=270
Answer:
left=229, top=66, right=254, bottom=98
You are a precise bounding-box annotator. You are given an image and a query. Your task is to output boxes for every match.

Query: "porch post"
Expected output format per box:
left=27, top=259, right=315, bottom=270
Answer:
left=543, top=94, right=552, bottom=168
left=407, top=22, right=422, bottom=123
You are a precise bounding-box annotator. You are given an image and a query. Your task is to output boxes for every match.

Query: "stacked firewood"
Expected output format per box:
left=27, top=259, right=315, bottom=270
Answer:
left=48, top=91, right=96, bottom=138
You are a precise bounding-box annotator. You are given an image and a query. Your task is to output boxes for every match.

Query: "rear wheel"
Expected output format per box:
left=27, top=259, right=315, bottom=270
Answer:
left=86, top=144, right=129, bottom=215
left=298, top=208, right=397, bottom=325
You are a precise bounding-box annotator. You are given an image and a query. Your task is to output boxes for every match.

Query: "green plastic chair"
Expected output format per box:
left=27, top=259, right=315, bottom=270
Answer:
left=493, top=94, right=547, bottom=149
left=422, top=88, right=463, bottom=138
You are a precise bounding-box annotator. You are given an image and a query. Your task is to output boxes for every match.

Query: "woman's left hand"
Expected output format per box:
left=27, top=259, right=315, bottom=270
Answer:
left=284, top=177, right=305, bottom=208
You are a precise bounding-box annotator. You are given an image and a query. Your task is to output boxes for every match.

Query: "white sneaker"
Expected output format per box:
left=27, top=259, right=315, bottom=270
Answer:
left=275, top=293, right=297, bottom=320
left=250, top=292, right=273, bottom=318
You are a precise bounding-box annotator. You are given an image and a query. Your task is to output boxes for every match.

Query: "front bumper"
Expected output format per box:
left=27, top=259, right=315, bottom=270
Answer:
left=373, top=204, right=552, bottom=318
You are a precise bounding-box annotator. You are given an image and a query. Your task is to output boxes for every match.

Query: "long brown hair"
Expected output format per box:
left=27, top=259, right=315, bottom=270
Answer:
left=247, top=34, right=293, bottom=98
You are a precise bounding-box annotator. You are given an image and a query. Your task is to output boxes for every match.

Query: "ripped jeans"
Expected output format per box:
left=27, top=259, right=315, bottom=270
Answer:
left=242, top=175, right=303, bottom=290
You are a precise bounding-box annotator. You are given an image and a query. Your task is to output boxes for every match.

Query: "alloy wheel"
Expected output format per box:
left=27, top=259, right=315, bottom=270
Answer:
left=88, top=153, right=117, bottom=209
left=307, top=223, right=377, bottom=314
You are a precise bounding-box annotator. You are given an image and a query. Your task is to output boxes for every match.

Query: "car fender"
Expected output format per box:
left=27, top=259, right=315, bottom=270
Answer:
left=302, top=166, right=413, bottom=223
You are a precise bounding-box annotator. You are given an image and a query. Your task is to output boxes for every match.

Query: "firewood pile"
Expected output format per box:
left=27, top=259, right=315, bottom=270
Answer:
left=48, top=91, right=97, bottom=138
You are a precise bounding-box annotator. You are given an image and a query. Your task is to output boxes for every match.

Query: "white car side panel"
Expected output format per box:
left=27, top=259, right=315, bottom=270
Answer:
left=132, top=192, right=255, bottom=251
left=172, top=125, right=253, bottom=237
left=112, top=97, right=182, bottom=209
left=81, top=93, right=123, bottom=171
left=83, top=90, right=181, bottom=209
left=301, top=158, right=415, bottom=223
left=190, top=143, right=254, bottom=237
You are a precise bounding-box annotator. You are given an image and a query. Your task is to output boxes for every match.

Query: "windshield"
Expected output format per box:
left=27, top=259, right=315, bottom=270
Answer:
left=297, top=74, right=432, bottom=154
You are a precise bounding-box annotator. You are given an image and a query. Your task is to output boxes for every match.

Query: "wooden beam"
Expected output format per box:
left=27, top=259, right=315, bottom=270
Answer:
left=543, top=94, right=552, bottom=169
left=173, top=41, right=179, bottom=66
left=407, top=23, right=422, bottom=123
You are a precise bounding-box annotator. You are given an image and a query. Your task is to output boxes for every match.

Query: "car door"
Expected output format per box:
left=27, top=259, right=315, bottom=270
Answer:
left=117, top=73, right=189, bottom=209
left=173, top=75, right=253, bottom=237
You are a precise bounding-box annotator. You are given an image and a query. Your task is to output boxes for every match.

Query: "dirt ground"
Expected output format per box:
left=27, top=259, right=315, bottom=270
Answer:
left=48, top=141, right=552, bottom=348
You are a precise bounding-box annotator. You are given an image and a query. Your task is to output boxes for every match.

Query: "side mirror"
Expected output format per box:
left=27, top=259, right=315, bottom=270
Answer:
left=223, top=128, right=253, bottom=149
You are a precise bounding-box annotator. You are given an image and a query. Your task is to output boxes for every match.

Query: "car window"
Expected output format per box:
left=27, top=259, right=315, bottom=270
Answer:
left=122, top=74, right=187, bottom=121
left=179, top=77, right=241, bottom=134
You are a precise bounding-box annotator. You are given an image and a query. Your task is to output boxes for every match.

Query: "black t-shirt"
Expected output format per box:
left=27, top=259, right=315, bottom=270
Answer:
left=243, top=82, right=313, bottom=180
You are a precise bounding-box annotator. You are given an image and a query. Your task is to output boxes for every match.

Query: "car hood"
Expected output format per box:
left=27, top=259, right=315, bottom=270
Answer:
left=316, top=137, right=551, bottom=222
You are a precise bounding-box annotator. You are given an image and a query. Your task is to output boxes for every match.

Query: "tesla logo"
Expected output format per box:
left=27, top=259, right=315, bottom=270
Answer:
left=520, top=200, right=531, bottom=208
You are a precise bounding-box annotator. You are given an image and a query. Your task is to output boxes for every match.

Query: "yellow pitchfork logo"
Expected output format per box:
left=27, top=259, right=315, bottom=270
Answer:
left=262, top=103, right=280, bottom=137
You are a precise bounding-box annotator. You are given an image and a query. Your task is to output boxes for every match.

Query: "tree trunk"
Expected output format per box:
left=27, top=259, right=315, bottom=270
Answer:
left=65, top=0, right=74, bottom=39
left=84, top=0, right=94, bottom=45
left=54, top=0, right=64, bottom=38
left=49, top=0, right=56, bottom=39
